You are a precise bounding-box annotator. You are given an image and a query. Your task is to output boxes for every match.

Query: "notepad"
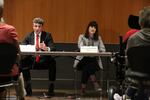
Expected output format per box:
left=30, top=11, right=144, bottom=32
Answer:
left=80, top=46, right=98, bottom=53
left=19, top=45, right=36, bottom=52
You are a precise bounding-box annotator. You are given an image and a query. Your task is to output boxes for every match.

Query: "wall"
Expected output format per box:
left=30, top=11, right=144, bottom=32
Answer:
left=3, top=0, right=149, bottom=44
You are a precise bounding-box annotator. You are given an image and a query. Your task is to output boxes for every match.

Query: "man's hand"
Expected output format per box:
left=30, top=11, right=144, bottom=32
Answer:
left=39, top=41, right=48, bottom=51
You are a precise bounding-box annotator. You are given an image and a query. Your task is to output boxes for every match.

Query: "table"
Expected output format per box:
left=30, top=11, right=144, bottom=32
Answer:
left=20, top=51, right=112, bottom=57
left=20, top=51, right=112, bottom=100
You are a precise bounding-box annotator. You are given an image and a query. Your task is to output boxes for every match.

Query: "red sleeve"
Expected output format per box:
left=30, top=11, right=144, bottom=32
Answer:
left=123, top=29, right=139, bottom=42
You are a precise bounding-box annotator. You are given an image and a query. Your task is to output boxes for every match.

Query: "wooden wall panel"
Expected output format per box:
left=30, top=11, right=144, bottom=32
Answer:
left=3, top=0, right=150, bottom=44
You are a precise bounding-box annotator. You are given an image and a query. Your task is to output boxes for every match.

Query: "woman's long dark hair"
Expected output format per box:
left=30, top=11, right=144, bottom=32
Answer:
left=84, top=21, right=99, bottom=40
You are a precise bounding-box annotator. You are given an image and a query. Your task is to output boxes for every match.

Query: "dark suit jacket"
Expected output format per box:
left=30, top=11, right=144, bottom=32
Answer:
left=21, top=31, right=56, bottom=68
left=22, top=31, right=55, bottom=51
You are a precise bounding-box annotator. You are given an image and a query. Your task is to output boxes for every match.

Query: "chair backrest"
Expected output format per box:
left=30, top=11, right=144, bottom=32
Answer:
left=127, top=45, right=150, bottom=78
left=0, top=43, right=18, bottom=74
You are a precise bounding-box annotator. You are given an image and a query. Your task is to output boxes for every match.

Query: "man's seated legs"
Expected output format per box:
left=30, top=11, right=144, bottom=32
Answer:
left=0, top=87, right=6, bottom=100
left=21, top=56, right=34, bottom=96
left=34, top=56, right=56, bottom=96
left=48, top=58, right=56, bottom=96
left=17, top=73, right=26, bottom=99
left=22, top=69, right=32, bottom=96
left=21, top=56, right=56, bottom=96
left=0, top=72, right=26, bottom=100
left=13, top=73, right=26, bottom=100
left=0, top=77, right=9, bottom=99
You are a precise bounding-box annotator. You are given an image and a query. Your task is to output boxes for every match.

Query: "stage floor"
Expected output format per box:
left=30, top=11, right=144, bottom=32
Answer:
left=9, top=88, right=108, bottom=100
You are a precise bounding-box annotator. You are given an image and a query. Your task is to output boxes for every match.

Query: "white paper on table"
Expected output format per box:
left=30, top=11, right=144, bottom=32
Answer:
left=19, top=45, right=36, bottom=52
left=80, top=46, right=98, bottom=53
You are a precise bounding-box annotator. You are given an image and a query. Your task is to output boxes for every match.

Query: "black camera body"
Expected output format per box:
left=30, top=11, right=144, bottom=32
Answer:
left=108, top=36, right=126, bottom=100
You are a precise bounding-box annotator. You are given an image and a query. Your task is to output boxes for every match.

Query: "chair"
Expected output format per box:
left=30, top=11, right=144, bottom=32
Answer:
left=126, top=45, right=150, bottom=80
left=126, top=45, right=150, bottom=99
left=0, top=43, right=19, bottom=100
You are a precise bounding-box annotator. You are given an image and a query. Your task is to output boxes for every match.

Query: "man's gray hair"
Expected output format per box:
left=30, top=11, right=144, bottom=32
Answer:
left=0, top=0, right=4, bottom=21
left=139, top=6, right=150, bottom=28
left=0, top=0, right=4, bottom=8
left=33, top=17, right=44, bottom=25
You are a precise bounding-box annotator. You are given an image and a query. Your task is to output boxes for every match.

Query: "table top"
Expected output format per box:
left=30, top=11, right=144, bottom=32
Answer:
left=20, top=51, right=112, bottom=57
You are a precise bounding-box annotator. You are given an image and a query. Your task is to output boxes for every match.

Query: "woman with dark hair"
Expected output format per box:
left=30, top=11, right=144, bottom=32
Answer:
left=73, top=21, right=106, bottom=95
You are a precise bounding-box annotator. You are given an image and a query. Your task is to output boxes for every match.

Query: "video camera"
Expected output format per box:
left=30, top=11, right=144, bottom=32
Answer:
left=111, top=36, right=126, bottom=82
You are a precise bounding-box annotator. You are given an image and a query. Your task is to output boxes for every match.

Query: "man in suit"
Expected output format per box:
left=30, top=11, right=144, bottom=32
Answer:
left=21, top=17, right=56, bottom=97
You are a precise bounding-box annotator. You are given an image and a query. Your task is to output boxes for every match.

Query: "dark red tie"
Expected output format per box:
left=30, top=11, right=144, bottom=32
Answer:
left=36, top=34, right=40, bottom=63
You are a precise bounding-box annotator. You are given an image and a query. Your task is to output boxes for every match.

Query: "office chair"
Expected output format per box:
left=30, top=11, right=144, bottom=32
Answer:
left=0, top=43, right=19, bottom=100
left=126, top=45, right=150, bottom=99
